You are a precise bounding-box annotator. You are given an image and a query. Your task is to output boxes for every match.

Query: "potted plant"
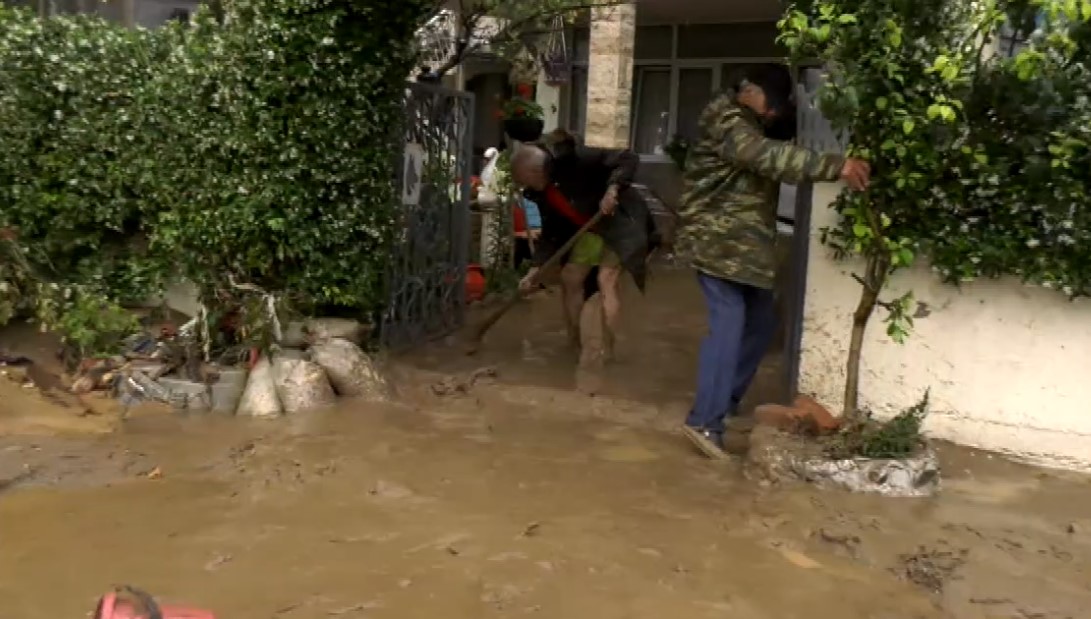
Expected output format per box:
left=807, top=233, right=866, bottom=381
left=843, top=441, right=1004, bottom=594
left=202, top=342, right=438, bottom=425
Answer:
left=500, top=83, right=545, bottom=142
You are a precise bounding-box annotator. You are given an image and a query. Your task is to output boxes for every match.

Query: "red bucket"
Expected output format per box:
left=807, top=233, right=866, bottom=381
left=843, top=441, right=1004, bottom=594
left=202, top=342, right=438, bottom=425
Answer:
left=94, top=587, right=215, bottom=619
left=466, top=264, right=486, bottom=303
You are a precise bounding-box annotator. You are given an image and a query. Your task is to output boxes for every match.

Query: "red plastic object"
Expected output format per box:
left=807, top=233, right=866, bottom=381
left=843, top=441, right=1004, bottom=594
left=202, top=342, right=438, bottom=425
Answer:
left=466, top=264, right=486, bottom=303
left=95, top=587, right=215, bottom=619
left=512, top=204, right=528, bottom=234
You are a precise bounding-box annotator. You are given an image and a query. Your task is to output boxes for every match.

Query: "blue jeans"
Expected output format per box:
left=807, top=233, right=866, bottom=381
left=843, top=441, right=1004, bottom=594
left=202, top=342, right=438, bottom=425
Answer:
left=685, top=273, right=778, bottom=435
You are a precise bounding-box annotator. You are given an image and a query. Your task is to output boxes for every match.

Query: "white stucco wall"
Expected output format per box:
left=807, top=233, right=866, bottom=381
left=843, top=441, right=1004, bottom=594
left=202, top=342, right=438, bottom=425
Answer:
left=800, top=182, right=1091, bottom=472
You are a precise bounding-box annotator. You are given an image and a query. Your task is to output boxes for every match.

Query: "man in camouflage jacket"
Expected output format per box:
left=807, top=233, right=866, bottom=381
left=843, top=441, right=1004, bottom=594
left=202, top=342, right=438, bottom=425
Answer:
left=677, top=64, right=871, bottom=458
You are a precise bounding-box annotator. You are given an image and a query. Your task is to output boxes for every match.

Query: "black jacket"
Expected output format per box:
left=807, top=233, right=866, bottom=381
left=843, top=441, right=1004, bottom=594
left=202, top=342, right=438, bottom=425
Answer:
left=523, top=141, right=655, bottom=292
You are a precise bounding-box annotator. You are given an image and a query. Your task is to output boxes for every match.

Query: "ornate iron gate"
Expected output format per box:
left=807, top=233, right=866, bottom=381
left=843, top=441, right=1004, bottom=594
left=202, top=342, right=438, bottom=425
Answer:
left=381, top=82, right=475, bottom=350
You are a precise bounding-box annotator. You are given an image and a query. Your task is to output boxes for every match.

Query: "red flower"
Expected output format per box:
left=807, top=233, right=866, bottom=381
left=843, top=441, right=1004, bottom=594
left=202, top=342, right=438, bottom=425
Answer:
left=494, top=108, right=505, bottom=119
left=515, top=108, right=526, bottom=117
left=516, top=83, right=533, bottom=98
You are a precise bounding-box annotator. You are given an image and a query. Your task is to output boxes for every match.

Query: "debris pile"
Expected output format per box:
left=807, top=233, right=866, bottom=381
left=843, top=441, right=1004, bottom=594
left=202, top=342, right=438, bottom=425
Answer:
left=746, top=425, right=941, bottom=497
left=745, top=393, right=940, bottom=498
left=58, top=313, right=388, bottom=418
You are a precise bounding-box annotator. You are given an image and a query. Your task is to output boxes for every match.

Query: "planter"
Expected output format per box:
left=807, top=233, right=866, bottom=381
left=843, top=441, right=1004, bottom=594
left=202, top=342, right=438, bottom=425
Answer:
left=503, top=117, right=544, bottom=142
left=746, top=426, right=941, bottom=497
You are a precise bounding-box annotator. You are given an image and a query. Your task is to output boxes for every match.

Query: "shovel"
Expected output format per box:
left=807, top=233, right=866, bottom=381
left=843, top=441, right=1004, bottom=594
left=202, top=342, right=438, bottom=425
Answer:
left=465, top=211, right=604, bottom=355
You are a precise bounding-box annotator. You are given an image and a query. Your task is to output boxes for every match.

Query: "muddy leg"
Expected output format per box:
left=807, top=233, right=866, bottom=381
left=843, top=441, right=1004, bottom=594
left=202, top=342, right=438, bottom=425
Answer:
left=597, top=264, right=622, bottom=362
left=561, top=263, right=591, bottom=350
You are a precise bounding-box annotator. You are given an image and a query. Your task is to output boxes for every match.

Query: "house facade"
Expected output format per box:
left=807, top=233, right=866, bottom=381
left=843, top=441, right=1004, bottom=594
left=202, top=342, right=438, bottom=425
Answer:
left=536, top=1, right=1091, bottom=472
left=535, top=2, right=788, bottom=211
left=3, top=0, right=199, bottom=27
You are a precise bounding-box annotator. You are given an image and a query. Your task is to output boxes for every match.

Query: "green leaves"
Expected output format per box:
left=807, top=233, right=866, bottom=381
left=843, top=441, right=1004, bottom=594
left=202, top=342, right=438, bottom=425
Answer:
left=781, top=0, right=1091, bottom=357
left=926, top=103, right=957, bottom=122
left=0, top=1, right=434, bottom=343
left=883, top=292, right=915, bottom=345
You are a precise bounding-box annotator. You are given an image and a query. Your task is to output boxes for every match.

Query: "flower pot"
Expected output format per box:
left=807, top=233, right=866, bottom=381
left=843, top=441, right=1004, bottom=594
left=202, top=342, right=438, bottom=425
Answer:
left=503, top=117, right=544, bottom=142
left=465, top=264, right=486, bottom=303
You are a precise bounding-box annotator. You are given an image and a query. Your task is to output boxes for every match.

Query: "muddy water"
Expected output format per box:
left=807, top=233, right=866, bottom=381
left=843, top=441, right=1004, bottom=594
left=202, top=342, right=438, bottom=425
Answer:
left=1, top=268, right=1090, bottom=618
left=3, top=394, right=1090, bottom=619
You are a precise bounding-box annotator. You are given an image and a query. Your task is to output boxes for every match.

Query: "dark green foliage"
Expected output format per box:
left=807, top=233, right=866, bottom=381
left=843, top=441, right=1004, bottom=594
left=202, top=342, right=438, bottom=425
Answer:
left=782, top=0, right=1091, bottom=311
left=780, top=0, right=1091, bottom=416
left=0, top=1, right=433, bottom=351
left=149, top=0, right=432, bottom=311
left=827, top=390, right=930, bottom=459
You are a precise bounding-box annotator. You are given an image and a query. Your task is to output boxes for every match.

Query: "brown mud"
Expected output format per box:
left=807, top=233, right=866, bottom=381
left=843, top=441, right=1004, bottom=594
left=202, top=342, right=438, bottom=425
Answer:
left=1, top=267, right=1089, bottom=619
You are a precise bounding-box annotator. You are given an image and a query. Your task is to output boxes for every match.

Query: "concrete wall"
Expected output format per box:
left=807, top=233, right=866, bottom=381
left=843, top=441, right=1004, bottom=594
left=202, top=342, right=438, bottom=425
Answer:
left=799, top=182, right=1091, bottom=472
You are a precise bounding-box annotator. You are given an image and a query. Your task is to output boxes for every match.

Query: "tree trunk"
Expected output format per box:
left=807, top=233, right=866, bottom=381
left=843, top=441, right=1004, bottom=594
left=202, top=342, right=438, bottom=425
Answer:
left=842, top=252, right=888, bottom=421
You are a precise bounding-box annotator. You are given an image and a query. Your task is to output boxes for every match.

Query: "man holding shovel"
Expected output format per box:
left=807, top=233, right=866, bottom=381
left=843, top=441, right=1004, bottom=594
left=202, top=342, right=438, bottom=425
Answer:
left=510, top=130, right=654, bottom=364
left=677, top=64, right=872, bottom=458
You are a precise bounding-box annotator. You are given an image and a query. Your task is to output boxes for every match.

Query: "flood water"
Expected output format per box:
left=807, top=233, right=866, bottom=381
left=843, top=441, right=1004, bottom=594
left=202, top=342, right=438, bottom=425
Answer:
left=1, top=268, right=1089, bottom=618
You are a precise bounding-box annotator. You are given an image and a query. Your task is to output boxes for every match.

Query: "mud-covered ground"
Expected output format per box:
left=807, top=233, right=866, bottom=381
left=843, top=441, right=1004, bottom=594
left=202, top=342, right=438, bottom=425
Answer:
left=1, top=268, right=1089, bottom=619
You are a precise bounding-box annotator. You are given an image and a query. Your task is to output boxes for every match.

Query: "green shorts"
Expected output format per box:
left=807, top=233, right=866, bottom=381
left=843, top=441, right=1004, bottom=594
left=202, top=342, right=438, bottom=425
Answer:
left=568, top=233, right=620, bottom=267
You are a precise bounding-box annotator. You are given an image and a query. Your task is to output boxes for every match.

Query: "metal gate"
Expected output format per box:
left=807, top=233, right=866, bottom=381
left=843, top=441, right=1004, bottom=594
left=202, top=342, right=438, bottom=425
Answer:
left=380, top=81, right=475, bottom=350
left=783, top=67, right=848, bottom=398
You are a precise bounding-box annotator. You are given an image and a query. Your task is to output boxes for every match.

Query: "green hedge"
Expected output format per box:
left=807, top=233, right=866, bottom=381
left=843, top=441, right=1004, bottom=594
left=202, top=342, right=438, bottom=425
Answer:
left=0, top=0, right=432, bottom=350
left=0, top=12, right=173, bottom=301
left=783, top=0, right=1091, bottom=300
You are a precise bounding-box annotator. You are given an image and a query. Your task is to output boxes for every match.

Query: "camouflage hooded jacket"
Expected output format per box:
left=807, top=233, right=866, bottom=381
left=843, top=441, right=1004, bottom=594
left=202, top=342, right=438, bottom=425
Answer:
left=677, top=92, right=844, bottom=289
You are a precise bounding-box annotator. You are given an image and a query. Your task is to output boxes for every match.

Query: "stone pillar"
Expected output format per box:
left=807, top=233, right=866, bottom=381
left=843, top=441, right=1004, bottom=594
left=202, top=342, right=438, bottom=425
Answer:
left=535, top=71, right=562, bottom=134
left=121, top=0, right=135, bottom=27
left=585, top=3, right=636, bottom=148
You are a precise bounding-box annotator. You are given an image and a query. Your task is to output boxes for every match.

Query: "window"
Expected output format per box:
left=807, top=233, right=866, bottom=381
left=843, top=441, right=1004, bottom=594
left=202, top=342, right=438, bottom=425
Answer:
left=566, top=23, right=783, bottom=155
left=630, top=67, right=671, bottom=154
left=998, top=11, right=1046, bottom=57
left=998, top=21, right=1029, bottom=58
left=676, top=68, right=714, bottom=143
left=565, top=66, right=588, bottom=137
left=634, top=25, right=672, bottom=60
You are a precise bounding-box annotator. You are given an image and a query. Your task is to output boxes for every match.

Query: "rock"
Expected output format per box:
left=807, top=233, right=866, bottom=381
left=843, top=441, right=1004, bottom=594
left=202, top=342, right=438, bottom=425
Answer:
left=1067, top=523, right=1077, bottom=535
left=236, top=357, right=283, bottom=417
left=272, top=356, right=336, bottom=414
left=157, top=377, right=212, bottom=411
left=754, top=404, right=808, bottom=432
left=430, top=366, right=497, bottom=397
left=793, top=394, right=841, bottom=433
left=209, top=368, right=248, bottom=414
left=308, top=338, right=388, bottom=400
left=281, top=318, right=369, bottom=347
left=753, top=397, right=841, bottom=436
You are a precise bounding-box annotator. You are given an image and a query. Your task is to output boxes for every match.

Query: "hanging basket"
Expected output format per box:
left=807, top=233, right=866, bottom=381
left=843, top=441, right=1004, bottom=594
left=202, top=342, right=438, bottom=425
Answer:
left=538, top=15, right=571, bottom=86
left=503, top=117, right=545, bottom=142
left=541, top=57, right=571, bottom=86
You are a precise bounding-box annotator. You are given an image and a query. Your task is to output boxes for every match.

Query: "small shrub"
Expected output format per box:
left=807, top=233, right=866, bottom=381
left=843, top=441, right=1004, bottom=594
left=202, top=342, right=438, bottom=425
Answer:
left=827, top=390, right=930, bottom=460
